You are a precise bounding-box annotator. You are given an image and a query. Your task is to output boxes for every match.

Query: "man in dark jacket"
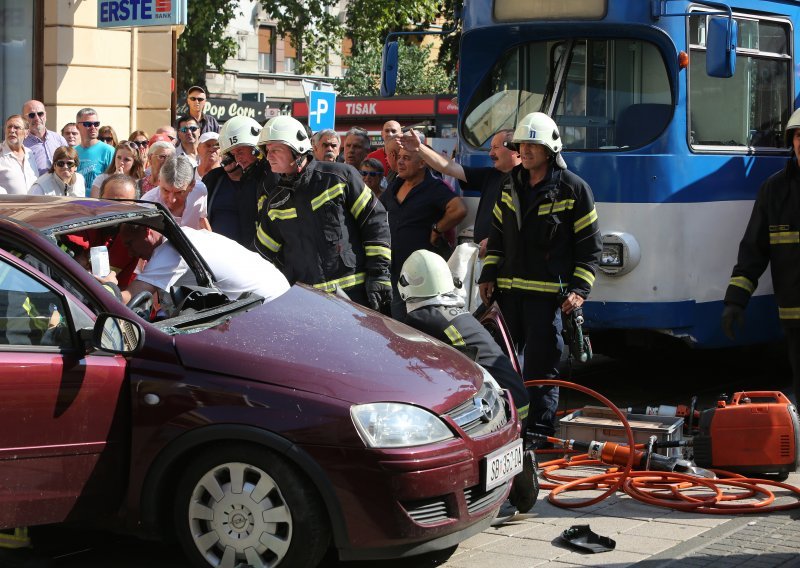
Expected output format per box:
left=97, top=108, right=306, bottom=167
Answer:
left=722, top=109, right=800, bottom=404
left=203, top=116, right=277, bottom=250
left=399, top=249, right=536, bottom=520
left=479, top=112, right=601, bottom=437
left=255, top=116, right=392, bottom=311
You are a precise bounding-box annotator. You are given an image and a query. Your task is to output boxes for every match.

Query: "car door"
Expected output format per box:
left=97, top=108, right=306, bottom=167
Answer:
left=0, top=249, right=129, bottom=529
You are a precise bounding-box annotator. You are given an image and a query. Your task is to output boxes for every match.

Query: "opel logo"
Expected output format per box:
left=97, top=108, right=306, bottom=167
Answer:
left=475, top=397, right=494, bottom=423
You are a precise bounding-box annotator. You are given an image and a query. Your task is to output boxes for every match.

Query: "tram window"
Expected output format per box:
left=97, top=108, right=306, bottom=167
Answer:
left=462, top=38, right=671, bottom=150
left=689, top=15, right=790, bottom=150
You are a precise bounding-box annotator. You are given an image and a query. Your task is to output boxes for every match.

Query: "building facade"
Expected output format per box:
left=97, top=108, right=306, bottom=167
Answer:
left=1, top=0, right=173, bottom=139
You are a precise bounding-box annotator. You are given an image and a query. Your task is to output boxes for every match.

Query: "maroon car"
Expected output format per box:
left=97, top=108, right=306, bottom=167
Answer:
left=0, top=196, right=523, bottom=567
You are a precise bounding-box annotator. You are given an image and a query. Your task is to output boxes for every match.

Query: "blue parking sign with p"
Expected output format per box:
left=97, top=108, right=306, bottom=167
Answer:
left=308, top=91, right=336, bottom=133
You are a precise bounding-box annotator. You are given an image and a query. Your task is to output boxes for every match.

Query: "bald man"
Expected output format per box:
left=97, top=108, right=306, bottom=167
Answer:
left=367, top=120, right=401, bottom=176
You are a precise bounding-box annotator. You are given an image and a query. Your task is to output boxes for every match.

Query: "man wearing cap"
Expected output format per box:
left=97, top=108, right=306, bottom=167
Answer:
left=478, top=112, right=601, bottom=440
left=22, top=99, right=68, bottom=175
left=255, top=116, right=392, bottom=311
left=722, top=108, right=800, bottom=405
left=197, top=132, right=221, bottom=178
left=183, top=86, right=219, bottom=135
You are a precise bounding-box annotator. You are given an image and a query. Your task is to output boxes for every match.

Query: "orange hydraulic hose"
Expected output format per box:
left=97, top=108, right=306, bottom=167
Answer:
left=526, top=379, right=800, bottom=513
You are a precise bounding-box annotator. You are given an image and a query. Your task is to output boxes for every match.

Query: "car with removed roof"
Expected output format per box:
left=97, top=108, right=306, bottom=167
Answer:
left=0, top=195, right=523, bottom=567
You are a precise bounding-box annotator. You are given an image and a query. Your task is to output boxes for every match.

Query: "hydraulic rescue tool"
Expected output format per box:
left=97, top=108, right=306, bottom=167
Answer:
left=560, top=292, right=592, bottom=363
left=529, top=433, right=715, bottom=478
left=691, top=391, right=799, bottom=477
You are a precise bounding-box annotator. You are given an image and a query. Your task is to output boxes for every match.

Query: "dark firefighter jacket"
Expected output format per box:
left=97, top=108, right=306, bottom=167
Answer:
left=478, top=164, right=601, bottom=298
left=254, top=159, right=391, bottom=293
left=405, top=304, right=529, bottom=421
left=203, top=159, right=277, bottom=251
left=725, top=157, right=800, bottom=327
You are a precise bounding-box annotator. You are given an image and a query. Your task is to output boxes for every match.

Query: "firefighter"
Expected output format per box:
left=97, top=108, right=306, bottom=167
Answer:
left=255, top=116, right=392, bottom=310
left=722, top=108, right=800, bottom=405
left=398, top=249, right=536, bottom=519
left=478, top=112, right=601, bottom=438
left=210, top=116, right=277, bottom=250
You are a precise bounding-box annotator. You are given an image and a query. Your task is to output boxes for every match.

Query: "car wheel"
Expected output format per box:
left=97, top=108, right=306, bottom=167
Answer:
left=174, top=444, right=330, bottom=568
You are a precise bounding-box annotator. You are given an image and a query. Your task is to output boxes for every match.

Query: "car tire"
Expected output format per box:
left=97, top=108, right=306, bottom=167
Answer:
left=173, top=443, right=331, bottom=568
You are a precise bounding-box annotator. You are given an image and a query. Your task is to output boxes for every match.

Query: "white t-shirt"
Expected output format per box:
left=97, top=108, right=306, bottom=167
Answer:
left=142, top=181, right=208, bottom=229
left=0, top=142, right=38, bottom=195
left=137, top=227, right=289, bottom=302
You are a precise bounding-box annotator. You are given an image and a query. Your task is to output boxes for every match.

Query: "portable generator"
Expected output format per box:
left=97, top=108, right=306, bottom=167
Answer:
left=692, top=391, right=800, bottom=477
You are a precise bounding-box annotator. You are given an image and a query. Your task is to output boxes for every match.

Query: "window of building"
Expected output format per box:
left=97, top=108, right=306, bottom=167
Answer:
left=284, top=35, right=297, bottom=74
left=0, top=0, right=35, bottom=121
left=689, top=13, right=791, bottom=149
left=341, top=37, right=353, bottom=70
left=258, top=26, right=275, bottom=73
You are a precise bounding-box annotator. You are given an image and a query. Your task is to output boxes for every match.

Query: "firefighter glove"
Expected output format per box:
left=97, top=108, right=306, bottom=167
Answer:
left=366, top=276, right=392, bottom=311
left=721, top=303, right=745, bottom=340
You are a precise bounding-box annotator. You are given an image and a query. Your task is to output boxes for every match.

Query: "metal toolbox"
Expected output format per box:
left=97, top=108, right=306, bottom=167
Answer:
left=559, top=406, right=684, bottom=457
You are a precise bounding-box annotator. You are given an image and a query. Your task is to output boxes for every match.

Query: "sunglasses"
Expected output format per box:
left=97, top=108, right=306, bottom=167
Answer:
left=188, top=96, right=206, bottom=102
left=179, top=126, right=199, bottom=133
left=131, top=140, right=149, bottom=148
left=99, top=137, right=115, bottom=143
left=360, top=170, right=382, bottom=177
left=81, top=121, right=101, bottom=128
left=27, top=111, right=45, bottom=119
left=55, top=160, right=76, bottom=168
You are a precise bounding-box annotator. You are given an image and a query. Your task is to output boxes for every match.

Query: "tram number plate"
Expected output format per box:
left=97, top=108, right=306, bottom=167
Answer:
left=483, top=438, right=523, bottom=491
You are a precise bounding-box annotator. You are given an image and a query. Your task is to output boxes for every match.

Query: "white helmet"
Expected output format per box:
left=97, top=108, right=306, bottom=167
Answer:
left=398, top=250, right=456, bottom=301
left=786, top=108, right=800, bottom=145
left=219, top=116, right=262, bottom=153
left=513, top=112, right=567, bottom=168
left=258, top=115, right=312, bottom=155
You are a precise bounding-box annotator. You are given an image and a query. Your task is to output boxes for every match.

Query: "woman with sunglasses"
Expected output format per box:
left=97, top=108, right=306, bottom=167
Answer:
left=98, top=125, right=118, bottom=147
left=90, top=141, right=145, bottom=198
left=29, top=146, right=85, bottom=197
left=359, top=157, right=385, bottom=198
left=128, top=129, right=150, bottom=168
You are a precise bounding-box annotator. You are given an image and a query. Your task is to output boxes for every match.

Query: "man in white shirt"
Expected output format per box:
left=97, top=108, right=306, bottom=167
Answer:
left=0, top=115, right=38, bottom=194
left=142, top=154, right=210, bottom=230
left=113, top=223, right=290, bottom=305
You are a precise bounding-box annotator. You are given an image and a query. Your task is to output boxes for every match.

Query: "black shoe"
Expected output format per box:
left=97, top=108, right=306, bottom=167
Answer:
left=508, top=450, right=539, bottom=513
left=491, top=499, right=518, bottom=526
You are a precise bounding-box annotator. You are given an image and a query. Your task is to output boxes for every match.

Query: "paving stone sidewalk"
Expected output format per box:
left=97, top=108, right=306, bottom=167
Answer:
left=438, top=471, right=800, bottom=568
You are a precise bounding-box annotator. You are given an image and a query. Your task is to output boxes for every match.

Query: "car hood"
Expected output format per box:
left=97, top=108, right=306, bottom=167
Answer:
left=172, top=286, right=482, bottom=413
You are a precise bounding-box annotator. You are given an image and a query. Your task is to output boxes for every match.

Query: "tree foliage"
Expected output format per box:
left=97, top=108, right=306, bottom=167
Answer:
left=337, top=42, right=452, bottom=97
left=344, top=0, right=441, bottom=52
left=177, top=1, right=240, bottom=94
left=258, top=0, right=343, bottom=76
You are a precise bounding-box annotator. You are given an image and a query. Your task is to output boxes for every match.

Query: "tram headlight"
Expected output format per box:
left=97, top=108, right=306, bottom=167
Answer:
left=598, top=232, right=640, bottom=276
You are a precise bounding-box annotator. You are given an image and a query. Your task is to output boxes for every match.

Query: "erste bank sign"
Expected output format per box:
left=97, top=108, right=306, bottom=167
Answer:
left=98, top=0, right=187, bottom=28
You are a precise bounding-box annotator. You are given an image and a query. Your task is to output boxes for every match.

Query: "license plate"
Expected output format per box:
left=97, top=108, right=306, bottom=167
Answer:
left=483, top=438, right=523, bottom=491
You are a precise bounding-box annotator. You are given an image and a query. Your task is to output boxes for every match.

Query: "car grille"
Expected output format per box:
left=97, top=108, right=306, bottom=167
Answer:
left=445, top=381, right=508, bottom=438
left=465, top=482, right=508, bottom=514
left=401, top=496, right=450, bottom=525
left=401, top=480, right=509, bottom=525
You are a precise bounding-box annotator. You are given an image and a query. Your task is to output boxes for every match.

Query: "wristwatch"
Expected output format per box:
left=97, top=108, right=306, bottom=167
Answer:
left=432, top=222, right=443, bottom=234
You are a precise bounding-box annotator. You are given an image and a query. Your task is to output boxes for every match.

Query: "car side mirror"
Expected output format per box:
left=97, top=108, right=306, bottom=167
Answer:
left=91, top=313, right=144, bottom=354
left=706, top=15, right=737, bottom=78
left=380, top=40, right=399, bottom=97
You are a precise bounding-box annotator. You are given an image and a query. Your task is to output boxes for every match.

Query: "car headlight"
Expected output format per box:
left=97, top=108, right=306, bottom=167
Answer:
left=351, top=403, right=455, bottom=448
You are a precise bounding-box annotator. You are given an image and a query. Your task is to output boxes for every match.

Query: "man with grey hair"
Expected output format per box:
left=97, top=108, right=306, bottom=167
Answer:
left=142, top=154, right=210, bottom=230
left=74, top=107, right=114, bottom=192
left=312, top=129, right=341, bottom=163
left=343, top=127, right=371, bottom=168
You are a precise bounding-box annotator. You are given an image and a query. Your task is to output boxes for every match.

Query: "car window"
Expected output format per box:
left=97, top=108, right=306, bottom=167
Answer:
left=0, top=257, right=71, bottom=348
